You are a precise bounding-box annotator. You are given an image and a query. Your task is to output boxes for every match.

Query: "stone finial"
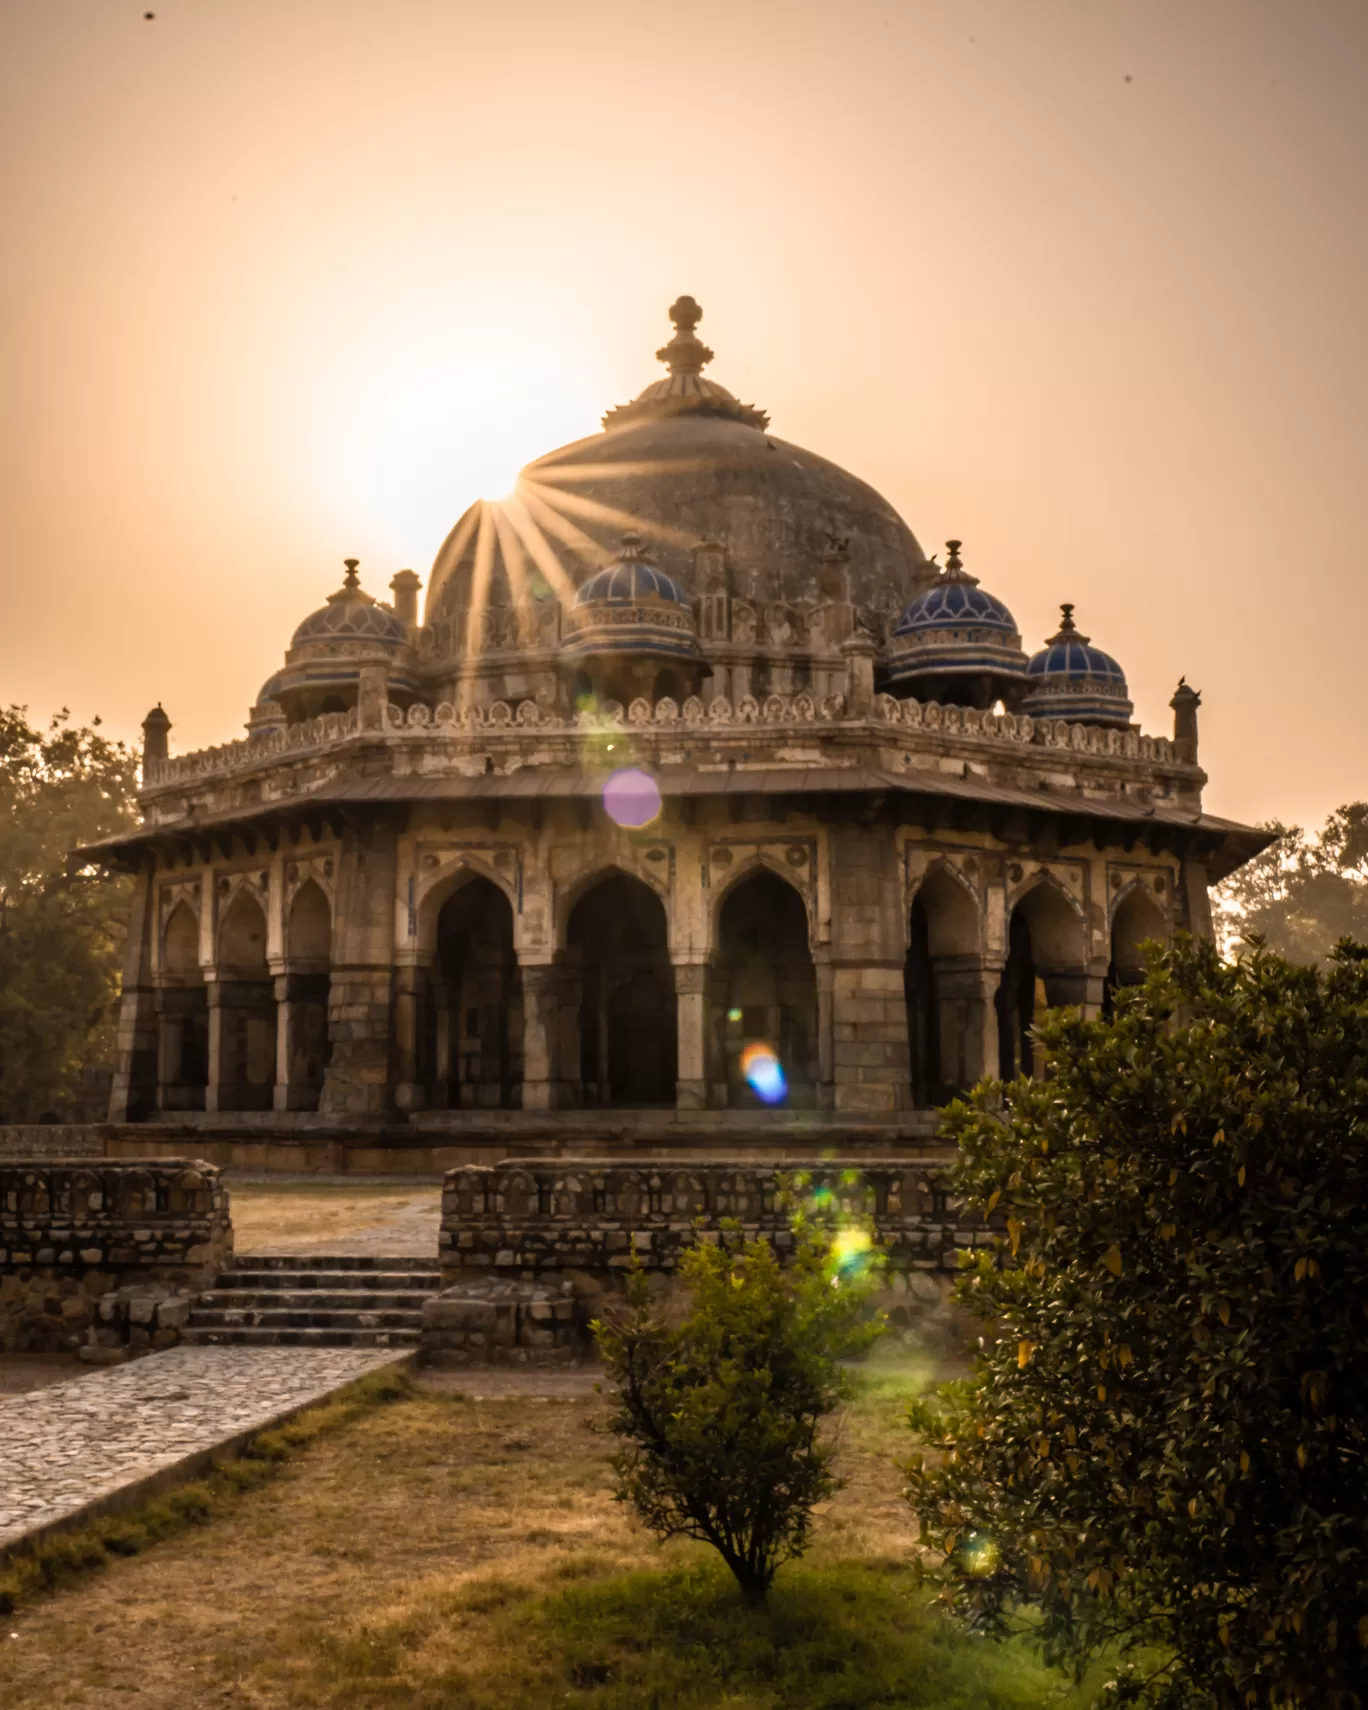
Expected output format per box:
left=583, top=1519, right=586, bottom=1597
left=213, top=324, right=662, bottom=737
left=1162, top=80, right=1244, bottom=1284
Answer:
left=1046, top=602, right=1090, bottom=645
left=656, top=296, right=715, bottom=376
left=389, top=569, right=422, bottom=630
left=141, top=704, right=171, bottom=766
left=940, top=540, right=981, bottom=587
left=615, top=530, right=654, bottom=562
left=342, top=557, right=361, bottom=592
left=1170, top=676, right=1201, bottom=763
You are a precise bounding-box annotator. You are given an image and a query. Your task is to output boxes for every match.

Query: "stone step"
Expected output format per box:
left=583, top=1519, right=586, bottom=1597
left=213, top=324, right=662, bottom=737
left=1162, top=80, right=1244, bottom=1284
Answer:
left=196, top=1288, right=433, bottom=1312
left=179, top=1325, right=421, bottom=1349
left=187, top=1306, right=425, bottom=1331
left=212, top=1272, right=438, bottom=1294
left=228, top=1255, right=440, bottom=1273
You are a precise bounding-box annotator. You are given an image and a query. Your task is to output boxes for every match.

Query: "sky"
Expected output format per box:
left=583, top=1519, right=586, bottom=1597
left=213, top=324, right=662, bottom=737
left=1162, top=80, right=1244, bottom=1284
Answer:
left=1, top=0, right=1364, bottom=829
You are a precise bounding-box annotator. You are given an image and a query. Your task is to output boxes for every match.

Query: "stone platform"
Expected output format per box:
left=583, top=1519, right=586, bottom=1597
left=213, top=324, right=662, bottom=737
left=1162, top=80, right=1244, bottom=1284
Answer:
left=0, top=1344, right=407, bottom=1560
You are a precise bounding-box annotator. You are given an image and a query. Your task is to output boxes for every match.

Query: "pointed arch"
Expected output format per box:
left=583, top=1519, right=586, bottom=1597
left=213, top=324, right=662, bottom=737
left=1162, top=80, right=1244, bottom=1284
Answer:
left=426, top=875, right=522, bottom=1110
left=713, top=868, right=818, bottom=1108
left=162, top=901, right=201, bottom=982
left=566, top=871, right=675, bottom=1106
left=217, top=888, right=269, bottom=974
left=156, top=900, right=207, bottom=1111
left=905, top=860, right=985, bottom=1107
left=710, top=855, right=817, bottom=953
left=1109, top=881, right=1169, bottom=989
left=415, top=856, right=518, bottom=958
left=554, top=859, right=669, bottom=952
left=286, top=879, right=332, bottom=966
left=996, top=873, right=1089, bottom=1080
left=910, top=859, right=982, bottom=958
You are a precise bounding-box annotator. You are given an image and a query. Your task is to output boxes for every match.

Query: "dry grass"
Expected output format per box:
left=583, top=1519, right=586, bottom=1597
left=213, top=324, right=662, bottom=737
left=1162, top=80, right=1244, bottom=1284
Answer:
left=228, top=1180, right=441, bottom=1251
left=0, top=1352, right=1094, bottom=1709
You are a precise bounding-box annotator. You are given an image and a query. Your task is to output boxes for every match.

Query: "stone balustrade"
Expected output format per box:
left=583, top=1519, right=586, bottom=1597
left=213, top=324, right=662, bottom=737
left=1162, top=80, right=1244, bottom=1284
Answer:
left=438, top=1158, right=987, bottom=1280
left=142, top=688, right=1178, bottom=790
left=0, top=1160, right=232, bottom=1352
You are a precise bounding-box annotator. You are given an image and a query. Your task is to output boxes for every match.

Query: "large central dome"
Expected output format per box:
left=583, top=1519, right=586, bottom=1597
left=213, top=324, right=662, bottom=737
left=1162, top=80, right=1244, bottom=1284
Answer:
left=424, top=298, right=931, bottom=633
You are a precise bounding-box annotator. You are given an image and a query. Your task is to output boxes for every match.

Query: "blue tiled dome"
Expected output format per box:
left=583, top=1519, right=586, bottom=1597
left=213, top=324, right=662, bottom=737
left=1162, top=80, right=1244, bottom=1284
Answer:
left=563, top=532, right=699, bottom=661
left=1022, top=606, right=1133, bottom=727
left=886, top=541, right=1027, bottom=703
left=575, top=538, right=691, bottom=609
left=291, top=562, right=409, bottom=651
left=893, top=578, right=1019, bottom=639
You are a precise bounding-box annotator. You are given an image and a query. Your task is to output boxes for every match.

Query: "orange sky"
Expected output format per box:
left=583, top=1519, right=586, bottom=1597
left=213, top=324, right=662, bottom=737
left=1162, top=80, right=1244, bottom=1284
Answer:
left=2, top=0, right=1364, bottom=830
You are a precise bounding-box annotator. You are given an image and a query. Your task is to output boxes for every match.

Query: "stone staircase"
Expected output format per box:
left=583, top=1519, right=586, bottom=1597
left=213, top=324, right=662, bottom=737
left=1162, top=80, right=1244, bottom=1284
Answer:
left=182, top=1255, right=440, bottom=1349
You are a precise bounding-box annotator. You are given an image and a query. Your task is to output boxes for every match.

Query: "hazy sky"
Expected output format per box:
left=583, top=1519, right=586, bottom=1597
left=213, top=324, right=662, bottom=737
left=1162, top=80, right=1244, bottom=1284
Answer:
left=2, top=0, right=1364, bottom=828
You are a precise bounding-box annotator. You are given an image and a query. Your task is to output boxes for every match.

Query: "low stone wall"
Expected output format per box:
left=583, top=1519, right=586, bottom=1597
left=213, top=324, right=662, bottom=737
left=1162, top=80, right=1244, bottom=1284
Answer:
left=439, top=1158, right=981, bottom=1279
left=420, top=1278, right=577, bottom=1368
left=0, top=1161, right=232, bottom=1353
left=0, top=1126, right=110, bottom=1162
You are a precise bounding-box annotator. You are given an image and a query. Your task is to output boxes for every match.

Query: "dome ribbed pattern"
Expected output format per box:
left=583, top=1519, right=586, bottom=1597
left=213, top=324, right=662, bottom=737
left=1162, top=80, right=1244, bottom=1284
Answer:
left=292, top=599, right=408, bottom=649
left=893, top=579, right=1019, bottom=637
left=574, top=559, right=692, bottom=608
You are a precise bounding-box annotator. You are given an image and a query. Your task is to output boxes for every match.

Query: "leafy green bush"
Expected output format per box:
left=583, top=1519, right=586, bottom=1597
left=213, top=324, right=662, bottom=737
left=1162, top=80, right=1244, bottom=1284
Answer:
left=906, top=936, right=1368, bottom=1708
left=594, top=1221, right=882, bottom=1605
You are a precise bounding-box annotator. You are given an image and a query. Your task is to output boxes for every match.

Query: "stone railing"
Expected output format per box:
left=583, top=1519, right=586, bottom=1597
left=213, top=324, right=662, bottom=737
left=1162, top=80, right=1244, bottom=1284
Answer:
left=438, top=1158, right=989, bottom=1279
left=0, top=1159, right=232, bottom=1353
left=142, top=688, right=1177, bottom=792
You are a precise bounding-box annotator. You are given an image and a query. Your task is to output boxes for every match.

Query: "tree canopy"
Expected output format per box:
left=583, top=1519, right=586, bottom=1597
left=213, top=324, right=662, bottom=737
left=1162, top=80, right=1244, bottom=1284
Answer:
left=906, top=935, right=1368, bottom=1709
left=1213, top=802, right=1368, bottom=964
left=0, top=707, right=139, bottom=1121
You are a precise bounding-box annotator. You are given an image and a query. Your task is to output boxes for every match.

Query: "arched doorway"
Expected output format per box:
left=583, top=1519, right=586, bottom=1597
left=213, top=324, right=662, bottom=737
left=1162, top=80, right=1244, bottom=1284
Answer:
left=279, top=880, right=332, bottom=1110
left=905, top=864, right=981, bottom=1106
left=157, top=901, right=207, bottom=1112
left=428, top=878, right=522, bottom=1108
left=714, top=870, right=818, bottom=1108
left=214, top=888, right=276, bottom=1110
left=1105, top=885, right=1168, bottom=1012
left=567, top=873, right=676, bottom=1106
left=996, top=881, right=1086, bottom=1079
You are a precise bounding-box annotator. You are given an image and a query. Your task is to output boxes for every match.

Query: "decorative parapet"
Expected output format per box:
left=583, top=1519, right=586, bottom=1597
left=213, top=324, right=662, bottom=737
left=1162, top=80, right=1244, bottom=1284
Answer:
left=438, top=1158, right=989, bottom=1278
left=140, top=687, right=1179, bottom=793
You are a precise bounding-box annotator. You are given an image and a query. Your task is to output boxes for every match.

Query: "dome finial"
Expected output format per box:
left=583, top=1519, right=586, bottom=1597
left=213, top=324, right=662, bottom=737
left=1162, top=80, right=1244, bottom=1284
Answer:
left=1047, top=602, right=1089, bottom=644
left=939, top=539, right=979, bottom=587
left=343, top=557, right=360, bottom=592
left=656, top=296, right=714, bottom=376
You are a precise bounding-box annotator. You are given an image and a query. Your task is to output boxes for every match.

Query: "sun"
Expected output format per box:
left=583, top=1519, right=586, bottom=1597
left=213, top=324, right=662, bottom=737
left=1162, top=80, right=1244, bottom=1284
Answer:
left=321, top=318, right=601, bottom=568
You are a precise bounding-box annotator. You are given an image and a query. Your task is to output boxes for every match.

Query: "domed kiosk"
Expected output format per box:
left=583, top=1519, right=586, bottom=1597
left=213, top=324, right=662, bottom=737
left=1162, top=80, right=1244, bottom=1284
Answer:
left=88, top=294, right=1269, bottom=1170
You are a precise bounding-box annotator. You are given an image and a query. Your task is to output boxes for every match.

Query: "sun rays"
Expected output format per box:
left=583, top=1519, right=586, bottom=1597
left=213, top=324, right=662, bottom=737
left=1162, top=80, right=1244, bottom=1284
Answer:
left=427, top=450, right=709, bottom=685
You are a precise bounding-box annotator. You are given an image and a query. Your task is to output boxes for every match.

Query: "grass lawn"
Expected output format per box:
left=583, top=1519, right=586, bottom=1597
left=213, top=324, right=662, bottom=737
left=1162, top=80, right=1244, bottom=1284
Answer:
left=0, top=1356, right=1102, bottom=1709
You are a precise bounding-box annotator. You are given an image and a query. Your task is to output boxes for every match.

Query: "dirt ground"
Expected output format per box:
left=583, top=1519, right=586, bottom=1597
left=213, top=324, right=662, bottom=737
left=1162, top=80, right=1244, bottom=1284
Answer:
left=0, top=1359, right=935, bottom=1710
left=226, top=1177, right=443, bottom=1257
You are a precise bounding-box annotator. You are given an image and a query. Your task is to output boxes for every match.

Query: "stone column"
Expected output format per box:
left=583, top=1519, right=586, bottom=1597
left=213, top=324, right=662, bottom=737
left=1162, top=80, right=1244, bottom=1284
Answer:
left=320, top=818, right=399, bottom=1118
left=108, top=867, right=159, bottom=1122
left=391, top=963, right=428, bottom=1112
left=814, top=953, right=835, bottom=1109
left=934, top=957, right=1002, bottom=1090
left=519, top=962, right=556, bottom=1111
left=204, top=979, right=228, bottom=1113
left=674, top=961, right=708, bottom=1110
left=273, top=972, right=330, bottom=1112
left=828, top=824, right=913, bottom=1113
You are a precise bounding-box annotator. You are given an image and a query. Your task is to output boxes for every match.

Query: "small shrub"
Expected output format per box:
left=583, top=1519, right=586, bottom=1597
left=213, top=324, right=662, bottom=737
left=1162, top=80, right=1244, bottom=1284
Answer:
left=594, top=1220, right=883, bottom=1606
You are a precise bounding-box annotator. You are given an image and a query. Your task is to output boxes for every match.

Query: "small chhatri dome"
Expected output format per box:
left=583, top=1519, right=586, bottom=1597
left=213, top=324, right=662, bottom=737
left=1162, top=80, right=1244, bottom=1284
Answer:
left=573, top=531, right=693, bottom=609
left=601, top=298, right=770, bottom=431
left=1021, top=604, right=1133, bottom=728
left=563, top=531, right=699, bottom=662
left=886, top=541, right=1028, bottom=708
left=291, top=559, right=409, bottom=650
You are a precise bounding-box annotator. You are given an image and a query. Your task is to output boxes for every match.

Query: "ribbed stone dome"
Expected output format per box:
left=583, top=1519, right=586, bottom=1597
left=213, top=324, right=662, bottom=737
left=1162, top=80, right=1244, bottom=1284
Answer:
left=424, top=299, right=931, bottom=640
left=886, top=542, right=1028, bottom=707
left=291, top=561, right=409, bottom=651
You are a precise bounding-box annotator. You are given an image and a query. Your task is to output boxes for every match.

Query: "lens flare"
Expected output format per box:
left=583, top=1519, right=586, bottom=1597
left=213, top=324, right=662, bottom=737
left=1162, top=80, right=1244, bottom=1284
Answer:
left=602, top=767, right=662, bottom=828
left=831, top=1226, right=872, bottom=1274
left=726, top=1007, right=743, bottom=1023
left=959, top=1533, right=1001, bottom=1578
left=740, top=1042, right=787, bottom=1105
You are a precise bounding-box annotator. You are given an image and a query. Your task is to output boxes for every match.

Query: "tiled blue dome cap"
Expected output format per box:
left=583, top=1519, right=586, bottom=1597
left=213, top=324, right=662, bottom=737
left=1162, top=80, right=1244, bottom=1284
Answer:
left=291, top=560, right=409, bottom=650
left=886, top=540, right=1028, bottom=697
left=893, top=544, right=1021, bottom=639
left=575, top=532, right=692, bottom=608
left=1022, top=604, right=1133, bottom=726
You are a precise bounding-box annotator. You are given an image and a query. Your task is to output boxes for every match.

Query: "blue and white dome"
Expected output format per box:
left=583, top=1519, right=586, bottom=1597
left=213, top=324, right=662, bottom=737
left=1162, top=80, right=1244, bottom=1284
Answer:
left=290, top=560, right=409, bottom=651
left=1021, top=605, right=1133, bottom=727
left=563, top=532, right=699, bottom=661
left=886, top=541, right=1028, bottom=706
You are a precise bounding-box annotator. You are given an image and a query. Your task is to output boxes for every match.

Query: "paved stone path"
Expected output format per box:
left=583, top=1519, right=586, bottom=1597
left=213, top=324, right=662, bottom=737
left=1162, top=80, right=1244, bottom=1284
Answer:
left=0, top=1345, right=407, bottom=1556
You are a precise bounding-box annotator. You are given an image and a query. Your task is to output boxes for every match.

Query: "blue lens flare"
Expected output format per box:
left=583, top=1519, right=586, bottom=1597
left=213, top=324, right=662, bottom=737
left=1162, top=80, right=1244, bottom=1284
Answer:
left=602, top=767, right=662, bottom=828
left=740, top=1042, right=788, bottom=1105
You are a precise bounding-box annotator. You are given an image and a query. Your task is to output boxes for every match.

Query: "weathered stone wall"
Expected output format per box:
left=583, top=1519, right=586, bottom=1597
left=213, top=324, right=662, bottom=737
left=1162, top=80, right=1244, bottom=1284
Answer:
left=0, top=1160, right=232, bottom=1353
left=438, top=1158, right=983, bottom=1280
left=0, top=1126, right=109, bottom=1162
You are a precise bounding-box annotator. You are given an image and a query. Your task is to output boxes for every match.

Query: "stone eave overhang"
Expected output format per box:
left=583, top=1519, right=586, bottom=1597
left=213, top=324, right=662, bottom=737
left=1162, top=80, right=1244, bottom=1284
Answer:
left=77, top=759, right=1272, bottom=883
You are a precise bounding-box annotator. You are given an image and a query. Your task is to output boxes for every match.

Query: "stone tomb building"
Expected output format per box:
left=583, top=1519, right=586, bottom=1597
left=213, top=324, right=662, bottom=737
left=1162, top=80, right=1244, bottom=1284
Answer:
left=90, top=298, right=1267, bottom=1165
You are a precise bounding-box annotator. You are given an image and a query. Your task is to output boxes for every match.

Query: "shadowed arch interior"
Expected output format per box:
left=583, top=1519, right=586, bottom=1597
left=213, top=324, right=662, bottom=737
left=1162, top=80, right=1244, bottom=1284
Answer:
left=567, top=873, right=676, bottom=1106
left=279, top=881, right=333, bottom=1110
left=996, top=881, right=1088, bottom=1079
left=212, top=887, right=274, bottom=1111
left=1106, top=884, right=1169, bottom=1012
left=426, top=876, right=522, bottom=1110
left=905, top=865, right=981, bottom=1106
left=156, top=901, right=207, bottom=1113
left=713, top=869, right=817, bottom=1108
